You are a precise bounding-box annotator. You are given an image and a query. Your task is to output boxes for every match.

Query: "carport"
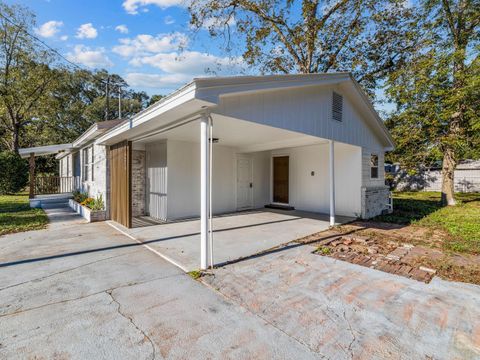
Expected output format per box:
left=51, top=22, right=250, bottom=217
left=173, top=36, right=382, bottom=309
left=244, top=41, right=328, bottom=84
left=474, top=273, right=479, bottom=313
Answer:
left=96, top=74, right=390, bottom=271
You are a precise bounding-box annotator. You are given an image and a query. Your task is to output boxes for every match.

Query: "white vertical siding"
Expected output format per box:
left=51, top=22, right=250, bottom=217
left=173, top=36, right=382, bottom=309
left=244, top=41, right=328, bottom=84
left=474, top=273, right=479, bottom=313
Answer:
left=215, top=85, right=386, bottom=151
left=146, top=141, right=168, bottom=220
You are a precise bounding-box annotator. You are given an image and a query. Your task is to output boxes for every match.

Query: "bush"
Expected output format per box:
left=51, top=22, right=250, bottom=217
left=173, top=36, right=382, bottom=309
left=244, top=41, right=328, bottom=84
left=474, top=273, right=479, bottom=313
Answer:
left=73, top=190, right=88, bottom=203
left=75, top=192, right=104, bottom=211
left=0, top=152, right=28, bottom=195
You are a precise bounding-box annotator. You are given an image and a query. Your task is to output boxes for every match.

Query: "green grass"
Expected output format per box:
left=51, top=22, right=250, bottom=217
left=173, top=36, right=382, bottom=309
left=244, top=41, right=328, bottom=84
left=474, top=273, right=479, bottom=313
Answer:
left=375, top=191, right=480, bottom=254
left=188, top=270, right=203, bottom=280
left=0, top=194, right=48, bottom=236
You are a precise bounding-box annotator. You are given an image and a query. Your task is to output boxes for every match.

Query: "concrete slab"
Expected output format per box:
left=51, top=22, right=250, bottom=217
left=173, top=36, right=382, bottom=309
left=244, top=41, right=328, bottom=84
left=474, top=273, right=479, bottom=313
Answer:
left=203, top=244, right=480, bottom=359
left=123, top=209, right=353, bottom=271
left=0, top=207, right=319, bottom=359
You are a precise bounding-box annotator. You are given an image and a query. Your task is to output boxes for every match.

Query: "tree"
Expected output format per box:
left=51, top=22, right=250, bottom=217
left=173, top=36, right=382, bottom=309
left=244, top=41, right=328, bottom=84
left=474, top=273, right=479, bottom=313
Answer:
left=0, top=151, right=28, bottom=194
left=189, top=0, right=417, bottom=95
left=0, top=3, right=58, bottom=153
left=148, top=94, right=164, bottom=107
left=385, top=0, right=479, bottom=205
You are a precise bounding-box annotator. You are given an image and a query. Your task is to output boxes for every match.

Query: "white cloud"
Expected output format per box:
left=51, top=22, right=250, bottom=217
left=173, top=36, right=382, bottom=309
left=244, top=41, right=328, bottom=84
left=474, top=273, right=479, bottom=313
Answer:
left=164, top=15, right=175, bottom=25
left=35, top=20, right=63, bottom=38
left=132, top=50, right=243, bottom=76
left=60, top=35, right=69, bottom=41
left=123, top=0, right=185, bottom=14
left=125, top=72, right=191, bottom=88
left=76, top=23, right=98, bottom=39
left=66, top=45, right=113, bottom=68
left=115, top=24, right=129, bottom=34
left=112, top=32, right=188, bottom=58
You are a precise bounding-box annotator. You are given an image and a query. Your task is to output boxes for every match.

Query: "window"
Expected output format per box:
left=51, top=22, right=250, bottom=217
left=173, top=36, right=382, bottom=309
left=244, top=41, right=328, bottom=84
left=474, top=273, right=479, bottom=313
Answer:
left=83, top=146, right=94, bottom=181
left=332, top=91, right=343, bottom=122
left=83, top=148, right=89, bottom=181
left=91, top=146, right=95, bottom=181
left=370, top=154, right=379, bottom=179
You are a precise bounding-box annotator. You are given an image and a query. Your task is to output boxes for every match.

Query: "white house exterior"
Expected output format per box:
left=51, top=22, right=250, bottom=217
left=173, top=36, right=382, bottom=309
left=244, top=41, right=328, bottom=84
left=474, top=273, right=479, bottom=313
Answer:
left=50, top=73, right=394, bottom=269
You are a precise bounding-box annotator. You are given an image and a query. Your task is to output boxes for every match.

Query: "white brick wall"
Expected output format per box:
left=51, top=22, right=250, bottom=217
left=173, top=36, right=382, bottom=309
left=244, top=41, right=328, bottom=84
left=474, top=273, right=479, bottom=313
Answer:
left=79, top=144, right=108, bottom=210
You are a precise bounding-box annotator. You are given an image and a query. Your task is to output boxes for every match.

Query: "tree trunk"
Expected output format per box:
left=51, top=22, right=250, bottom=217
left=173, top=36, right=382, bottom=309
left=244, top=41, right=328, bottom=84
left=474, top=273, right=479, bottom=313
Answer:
left=12, top=123, right=20, bottom=154
left=441, top=147, right=456, bottom=206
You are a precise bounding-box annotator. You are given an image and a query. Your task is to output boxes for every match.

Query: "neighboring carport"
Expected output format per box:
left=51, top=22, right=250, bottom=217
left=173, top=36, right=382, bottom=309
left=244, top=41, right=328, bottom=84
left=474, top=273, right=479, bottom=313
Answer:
left=18, top=143, right=74, bottom=203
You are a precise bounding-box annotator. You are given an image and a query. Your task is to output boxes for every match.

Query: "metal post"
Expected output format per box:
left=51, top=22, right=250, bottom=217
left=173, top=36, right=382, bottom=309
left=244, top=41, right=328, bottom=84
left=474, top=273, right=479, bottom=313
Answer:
left=200, top=114, right=209, bottom=270
left=105, top=75, right=110, bottom=121
left=329, top=140, right=335, bottom=226
left=118, top=86, right=122, bottom=119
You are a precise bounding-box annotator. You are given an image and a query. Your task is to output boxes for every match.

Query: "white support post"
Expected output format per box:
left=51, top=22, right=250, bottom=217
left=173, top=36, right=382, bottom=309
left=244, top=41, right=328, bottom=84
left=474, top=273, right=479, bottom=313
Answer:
left=329, top=140, right=336, bottom=226
left=200, top=113, right=209, bottom=270
left=208, top=115, right=214, bottom=269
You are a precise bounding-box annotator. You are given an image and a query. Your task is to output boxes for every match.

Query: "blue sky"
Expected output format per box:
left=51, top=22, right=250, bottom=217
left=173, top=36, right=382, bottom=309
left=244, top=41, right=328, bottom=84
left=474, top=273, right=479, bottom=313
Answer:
left=7, top=0, right=244, bottom=96
left=7, top=0, right=394, bottom=113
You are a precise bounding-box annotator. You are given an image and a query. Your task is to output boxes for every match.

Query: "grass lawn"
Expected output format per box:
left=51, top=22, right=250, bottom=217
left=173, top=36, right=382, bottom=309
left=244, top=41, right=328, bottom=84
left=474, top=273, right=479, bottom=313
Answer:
left=0, top=194, right=48, bottom=236
left=375, top=191, right=480, bottom=254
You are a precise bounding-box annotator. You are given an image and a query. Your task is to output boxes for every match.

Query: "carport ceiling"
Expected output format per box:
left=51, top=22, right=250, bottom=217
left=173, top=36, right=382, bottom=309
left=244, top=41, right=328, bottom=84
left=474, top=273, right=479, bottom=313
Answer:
left=135, top=114, right=328, bottom=152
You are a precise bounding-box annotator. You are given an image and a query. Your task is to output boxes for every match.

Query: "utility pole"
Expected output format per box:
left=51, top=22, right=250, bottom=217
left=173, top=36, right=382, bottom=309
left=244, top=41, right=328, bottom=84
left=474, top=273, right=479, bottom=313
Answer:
left=104, top=75, right=110, bottom=121
left=118, top=85, right=122, bottom=119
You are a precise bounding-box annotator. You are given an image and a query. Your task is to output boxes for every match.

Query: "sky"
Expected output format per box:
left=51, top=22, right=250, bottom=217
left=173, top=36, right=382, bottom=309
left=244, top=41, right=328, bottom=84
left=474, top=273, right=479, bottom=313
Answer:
left=6, top=0, right=244, bottom=96
left=6, top=0, right=394, bottom=113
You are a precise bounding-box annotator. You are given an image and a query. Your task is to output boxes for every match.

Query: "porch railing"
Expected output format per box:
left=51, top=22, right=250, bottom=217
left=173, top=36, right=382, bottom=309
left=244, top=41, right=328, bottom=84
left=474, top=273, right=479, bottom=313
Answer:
left=34, top=176, right=80, bottom=195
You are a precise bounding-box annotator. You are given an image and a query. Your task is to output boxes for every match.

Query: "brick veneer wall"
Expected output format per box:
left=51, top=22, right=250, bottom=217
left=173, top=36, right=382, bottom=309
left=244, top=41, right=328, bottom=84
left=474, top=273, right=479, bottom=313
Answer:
left=132, top=150, right=146, bottom=217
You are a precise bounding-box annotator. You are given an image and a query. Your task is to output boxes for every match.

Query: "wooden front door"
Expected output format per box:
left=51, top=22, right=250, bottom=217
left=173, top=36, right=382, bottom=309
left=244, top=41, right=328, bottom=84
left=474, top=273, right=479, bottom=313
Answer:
left=110, top=140, right=132, bottom=228
left=273, top=156, right=289, bottom=204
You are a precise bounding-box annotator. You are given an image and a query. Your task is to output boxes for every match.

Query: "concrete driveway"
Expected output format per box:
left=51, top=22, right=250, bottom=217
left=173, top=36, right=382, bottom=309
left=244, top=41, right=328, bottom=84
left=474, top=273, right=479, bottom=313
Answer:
left=0, top=207, right=318, bottom=359
left=203, top=243, right=480, bottom=359
left=123, top=209, right=353, bottom=271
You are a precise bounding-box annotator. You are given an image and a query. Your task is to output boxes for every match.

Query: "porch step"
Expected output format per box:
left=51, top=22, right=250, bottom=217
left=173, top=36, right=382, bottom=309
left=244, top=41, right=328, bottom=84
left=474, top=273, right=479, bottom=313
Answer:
left=265, top=204, right=295, bottom=211
left=30, top=194, right=72, bottom=209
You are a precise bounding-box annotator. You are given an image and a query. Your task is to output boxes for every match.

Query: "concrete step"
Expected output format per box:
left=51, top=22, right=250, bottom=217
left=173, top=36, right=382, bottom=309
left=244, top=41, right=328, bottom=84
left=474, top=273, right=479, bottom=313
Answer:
left=29, top=194, right=72, bottom=209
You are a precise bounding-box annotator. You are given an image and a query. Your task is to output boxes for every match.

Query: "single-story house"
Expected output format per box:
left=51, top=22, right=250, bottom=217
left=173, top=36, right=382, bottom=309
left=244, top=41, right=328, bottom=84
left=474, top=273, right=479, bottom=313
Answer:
left=20, top=73, right=394, bottom=269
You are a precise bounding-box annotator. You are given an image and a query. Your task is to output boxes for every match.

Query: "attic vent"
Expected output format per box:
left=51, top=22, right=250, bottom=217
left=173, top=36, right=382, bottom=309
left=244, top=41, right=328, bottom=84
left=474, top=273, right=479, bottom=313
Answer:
left=332, top=91, right=343, bottom=122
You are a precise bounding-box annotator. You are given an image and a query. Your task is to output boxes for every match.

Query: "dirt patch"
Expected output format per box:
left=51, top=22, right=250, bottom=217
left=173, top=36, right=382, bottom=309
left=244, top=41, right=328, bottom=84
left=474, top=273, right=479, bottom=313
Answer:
left=297, top=221, right=480, bottom=285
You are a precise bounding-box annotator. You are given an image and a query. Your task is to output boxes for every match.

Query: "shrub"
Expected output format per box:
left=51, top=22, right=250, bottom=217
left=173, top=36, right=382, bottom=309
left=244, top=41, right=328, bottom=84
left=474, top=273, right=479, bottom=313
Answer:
left=76, top=193, right=104, bottom=211
left=89, top=194, right=104, bottom=211
left=0, top=152, right=29, bottom=195
left=73, top=190, right=88, bottom=203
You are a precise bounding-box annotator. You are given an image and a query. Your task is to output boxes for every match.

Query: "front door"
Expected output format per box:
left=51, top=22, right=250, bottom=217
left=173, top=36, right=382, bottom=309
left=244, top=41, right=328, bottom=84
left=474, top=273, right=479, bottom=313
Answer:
left=273, top=156, right=289, bottom=204
left=236, top=156, right=253, bottom=210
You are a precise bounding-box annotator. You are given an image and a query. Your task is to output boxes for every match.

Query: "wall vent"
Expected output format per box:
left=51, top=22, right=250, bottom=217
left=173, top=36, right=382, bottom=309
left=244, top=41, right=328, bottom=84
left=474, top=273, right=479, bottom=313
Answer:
left=332, top=91, right=343, bottom=122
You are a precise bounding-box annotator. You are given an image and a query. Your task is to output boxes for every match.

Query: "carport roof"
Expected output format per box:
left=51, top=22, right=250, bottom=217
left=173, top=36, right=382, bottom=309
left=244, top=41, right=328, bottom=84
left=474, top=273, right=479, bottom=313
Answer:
left=18, top=143, right=73, bottom=158
left=95, top=73, right=394, bottom=149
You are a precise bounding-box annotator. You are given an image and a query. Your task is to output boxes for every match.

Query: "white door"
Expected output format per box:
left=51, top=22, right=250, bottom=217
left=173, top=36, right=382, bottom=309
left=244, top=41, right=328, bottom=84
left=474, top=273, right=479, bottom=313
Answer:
left=236, top=156, right=253, bottom=210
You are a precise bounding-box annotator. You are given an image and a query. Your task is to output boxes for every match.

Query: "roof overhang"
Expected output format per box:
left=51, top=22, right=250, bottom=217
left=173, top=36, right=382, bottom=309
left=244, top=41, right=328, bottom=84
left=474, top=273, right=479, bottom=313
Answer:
left=18, top=143, right=73, bottom=158
left=95, top=73, right=394, bottom=150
